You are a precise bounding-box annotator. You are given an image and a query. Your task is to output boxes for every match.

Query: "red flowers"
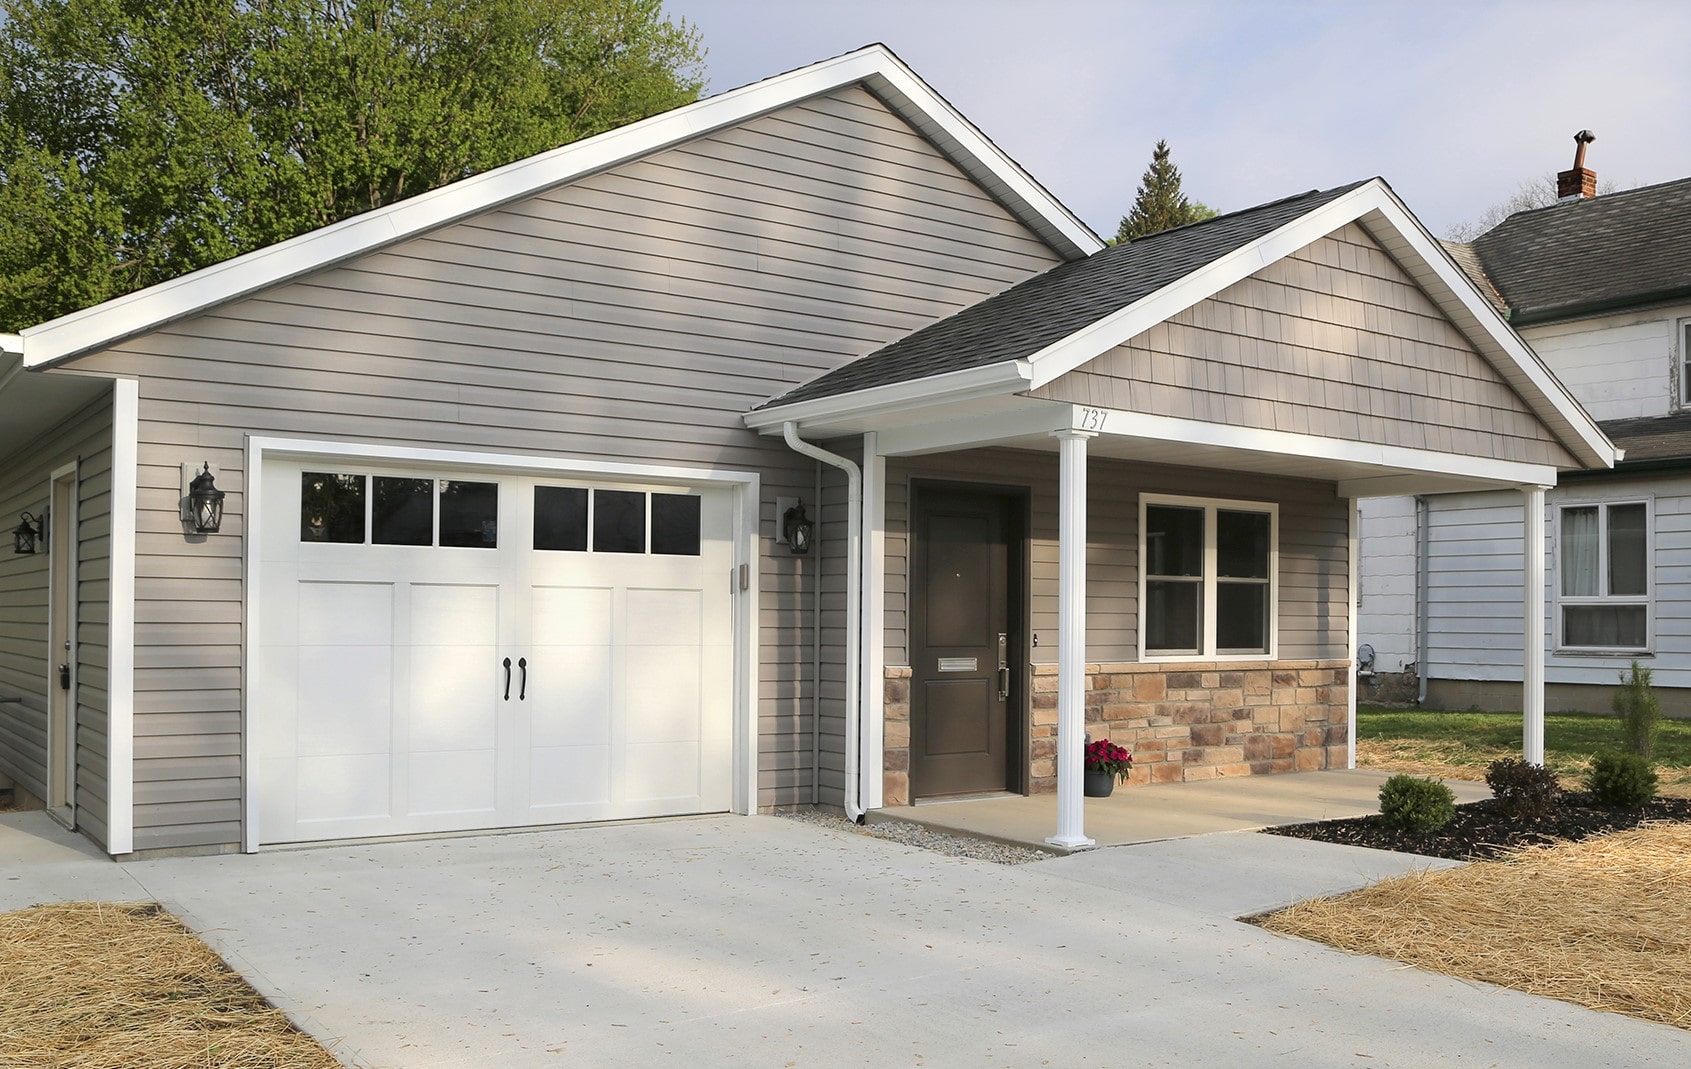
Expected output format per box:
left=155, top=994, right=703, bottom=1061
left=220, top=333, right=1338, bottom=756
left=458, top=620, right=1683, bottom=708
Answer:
left=1084, top=738, right=1133, bottom=780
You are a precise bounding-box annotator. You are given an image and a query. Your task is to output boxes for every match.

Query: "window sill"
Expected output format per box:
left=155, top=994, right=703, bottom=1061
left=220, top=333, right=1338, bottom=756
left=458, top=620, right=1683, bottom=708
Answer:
left=1552, top=648, right=1654, bottom=659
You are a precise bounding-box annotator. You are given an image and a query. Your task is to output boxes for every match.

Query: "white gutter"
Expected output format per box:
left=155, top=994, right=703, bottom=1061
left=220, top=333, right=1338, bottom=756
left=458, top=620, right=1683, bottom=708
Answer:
left=782, top=421, right=865, bottom=822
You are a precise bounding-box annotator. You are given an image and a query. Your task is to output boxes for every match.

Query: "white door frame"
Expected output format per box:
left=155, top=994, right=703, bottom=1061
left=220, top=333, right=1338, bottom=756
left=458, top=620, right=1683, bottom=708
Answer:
left=45, top=461, right=79, bottom=828
left=242, top=436, right=761, bottom=852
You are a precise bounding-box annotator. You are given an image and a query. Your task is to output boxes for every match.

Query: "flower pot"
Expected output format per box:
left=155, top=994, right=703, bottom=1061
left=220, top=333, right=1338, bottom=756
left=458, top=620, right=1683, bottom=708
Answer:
left=1083, top=770, right=1116, bottom=798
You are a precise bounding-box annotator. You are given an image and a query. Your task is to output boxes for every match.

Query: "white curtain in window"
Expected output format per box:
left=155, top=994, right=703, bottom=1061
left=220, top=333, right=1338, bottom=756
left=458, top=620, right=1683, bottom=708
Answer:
left=1561, top=507, right=1598, bottom=597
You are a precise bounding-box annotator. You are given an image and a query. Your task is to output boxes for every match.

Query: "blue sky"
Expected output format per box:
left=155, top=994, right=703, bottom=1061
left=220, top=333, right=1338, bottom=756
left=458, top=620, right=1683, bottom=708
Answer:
left=665, top=0, right=1691, bottom=238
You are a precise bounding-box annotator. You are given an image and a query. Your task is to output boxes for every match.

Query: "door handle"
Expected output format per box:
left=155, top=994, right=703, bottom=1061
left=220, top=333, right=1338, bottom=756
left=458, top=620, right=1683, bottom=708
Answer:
left=996, top=632, right=1009, bottom=700
left=518, top=657, right=527, bottom=701
left=502, top=657, right=512, bottom=701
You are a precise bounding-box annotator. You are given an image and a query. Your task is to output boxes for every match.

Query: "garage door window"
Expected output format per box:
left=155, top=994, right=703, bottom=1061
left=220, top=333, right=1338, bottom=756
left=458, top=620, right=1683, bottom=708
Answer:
left=533, top=486, right=701, bottom=556
left=301, top=472, right=365, bottom=543
left=440, top=481, right=498, bottom=548
left=301, top=471, right=499, bottom=548
left=533, top=486, right=588, bottom=551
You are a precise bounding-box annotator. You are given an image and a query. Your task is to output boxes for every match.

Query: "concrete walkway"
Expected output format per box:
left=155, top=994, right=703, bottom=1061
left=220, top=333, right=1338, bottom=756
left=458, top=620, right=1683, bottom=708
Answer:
left=4, top=809, right=1688, bottom=1067
left=888, top=768, right=1494, bottom=848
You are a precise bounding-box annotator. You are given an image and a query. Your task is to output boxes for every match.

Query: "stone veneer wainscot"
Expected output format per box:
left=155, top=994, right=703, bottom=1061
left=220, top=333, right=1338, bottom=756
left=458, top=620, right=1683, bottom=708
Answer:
left=882, top=661, right=1350, bottom=804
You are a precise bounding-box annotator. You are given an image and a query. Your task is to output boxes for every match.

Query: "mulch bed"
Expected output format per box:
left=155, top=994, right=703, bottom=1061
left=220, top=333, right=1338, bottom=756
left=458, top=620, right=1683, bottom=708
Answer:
left=1265, top=792, right=1691, bottom=861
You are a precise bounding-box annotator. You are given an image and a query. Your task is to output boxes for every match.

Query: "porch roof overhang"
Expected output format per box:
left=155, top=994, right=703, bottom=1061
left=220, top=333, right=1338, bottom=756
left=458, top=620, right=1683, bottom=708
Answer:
left=744, top=380, right=1565, bottom=497
left=0, top=350, right=112, bottom=462
left=744, top=178, right=1621, bottom=495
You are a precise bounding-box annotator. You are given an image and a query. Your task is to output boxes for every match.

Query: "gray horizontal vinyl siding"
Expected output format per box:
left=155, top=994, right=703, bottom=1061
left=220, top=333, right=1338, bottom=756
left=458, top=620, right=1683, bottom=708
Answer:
left=0, top=392, right=113, bottom=847
left=65, top=85, right=1066, bottom=838
left=884, top=450, right=1349, bottom=667
left=1032, top=223, right=1577, bottom=469
left=1426, top=475, right=1691, bottom=691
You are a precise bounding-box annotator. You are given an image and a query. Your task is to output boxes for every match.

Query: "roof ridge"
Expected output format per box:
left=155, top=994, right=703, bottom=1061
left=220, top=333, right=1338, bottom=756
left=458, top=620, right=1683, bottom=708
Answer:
left=1114, top=178, right=1375, bottom=249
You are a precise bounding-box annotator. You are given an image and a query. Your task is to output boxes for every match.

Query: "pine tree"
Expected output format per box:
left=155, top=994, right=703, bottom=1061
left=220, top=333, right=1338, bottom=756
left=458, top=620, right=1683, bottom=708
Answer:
left=1116, top=139, right=1214, bottom=242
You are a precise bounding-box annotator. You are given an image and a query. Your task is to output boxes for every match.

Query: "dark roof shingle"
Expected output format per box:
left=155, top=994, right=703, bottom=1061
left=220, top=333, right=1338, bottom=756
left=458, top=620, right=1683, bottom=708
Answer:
left=1599, top=412, right=1691, bottom=466
left=758, top=180, right=1371, bottom=410
left=1470, top=177, right=1691, bottom=324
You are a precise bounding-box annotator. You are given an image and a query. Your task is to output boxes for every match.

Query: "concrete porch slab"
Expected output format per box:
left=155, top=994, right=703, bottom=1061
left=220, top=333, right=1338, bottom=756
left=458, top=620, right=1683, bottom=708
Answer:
left=884, top=768, right=1493, bottom=849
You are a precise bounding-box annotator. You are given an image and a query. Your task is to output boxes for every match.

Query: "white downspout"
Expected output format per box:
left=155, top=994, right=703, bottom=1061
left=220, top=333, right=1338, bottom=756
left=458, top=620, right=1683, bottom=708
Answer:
left=782, top=422, right=864, bottom=822
left=1414, top=495, right=1429, bottom=706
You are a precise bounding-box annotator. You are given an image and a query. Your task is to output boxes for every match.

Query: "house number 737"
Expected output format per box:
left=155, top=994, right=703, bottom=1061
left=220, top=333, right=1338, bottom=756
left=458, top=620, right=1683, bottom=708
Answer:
left=1078, top=407, right=1106, bottom=431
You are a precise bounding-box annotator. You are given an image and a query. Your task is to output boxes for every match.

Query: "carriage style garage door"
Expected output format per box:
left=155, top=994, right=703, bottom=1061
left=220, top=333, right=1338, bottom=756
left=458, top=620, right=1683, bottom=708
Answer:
left=254, top=458, right=735, bottom=845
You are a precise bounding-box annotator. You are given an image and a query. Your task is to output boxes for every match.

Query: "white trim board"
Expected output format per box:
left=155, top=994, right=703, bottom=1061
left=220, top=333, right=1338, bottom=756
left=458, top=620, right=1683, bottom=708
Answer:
left=20, top=45, right=1100, bottom=369
left=107, top=378, right=138, bottom=856
left=241, top=436, right=761, bottom=851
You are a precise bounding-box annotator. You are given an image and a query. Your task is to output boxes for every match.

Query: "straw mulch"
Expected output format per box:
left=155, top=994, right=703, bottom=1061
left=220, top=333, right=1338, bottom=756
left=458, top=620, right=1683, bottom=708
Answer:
left=0, top=901, right=342, bottom=1068
left=1258, top=823, right=1691, bottom=1029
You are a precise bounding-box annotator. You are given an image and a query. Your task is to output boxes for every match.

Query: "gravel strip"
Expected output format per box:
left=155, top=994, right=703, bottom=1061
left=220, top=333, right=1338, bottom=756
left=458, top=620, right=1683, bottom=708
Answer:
left=779, top=808, right=1054, bottom=865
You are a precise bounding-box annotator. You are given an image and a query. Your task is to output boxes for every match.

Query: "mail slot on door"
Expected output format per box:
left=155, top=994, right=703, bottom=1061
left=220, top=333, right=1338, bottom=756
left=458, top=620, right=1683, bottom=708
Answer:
left=937, top=657, right=977, bottom=672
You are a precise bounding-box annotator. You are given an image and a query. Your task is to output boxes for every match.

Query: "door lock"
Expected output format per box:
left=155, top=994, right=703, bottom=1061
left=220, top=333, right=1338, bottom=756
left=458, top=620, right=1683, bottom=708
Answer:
left=58, top=663, right=71, bottom=691
left=996, top=633, right=1009, bottom=700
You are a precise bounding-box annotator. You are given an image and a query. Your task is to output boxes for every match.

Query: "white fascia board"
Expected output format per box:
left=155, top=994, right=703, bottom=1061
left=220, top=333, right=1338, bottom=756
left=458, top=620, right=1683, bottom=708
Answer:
left=1083, top=405, right=1561, bottom=489
left=743, top=359, right=1032, bottom=433
left=0, top=334, right=21, bottom=356
left=1357, top=188, right=1617, bottom=471
left=1025, top=181, right=1398, bottom=392
left=21, top=44, right=1097, bottom=368
left=861, top=59, right=1101, bottom=260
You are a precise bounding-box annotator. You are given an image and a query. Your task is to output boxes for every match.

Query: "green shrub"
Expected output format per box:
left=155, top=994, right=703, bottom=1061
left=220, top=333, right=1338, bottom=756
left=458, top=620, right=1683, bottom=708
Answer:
left=1585, top=751, right=1657, bottom=807
left=1378, top=773, right=1457, bottom=833
left=1613, top=660, right=1661, bottom=760
left=1484, top=757, right=1560, bottom=820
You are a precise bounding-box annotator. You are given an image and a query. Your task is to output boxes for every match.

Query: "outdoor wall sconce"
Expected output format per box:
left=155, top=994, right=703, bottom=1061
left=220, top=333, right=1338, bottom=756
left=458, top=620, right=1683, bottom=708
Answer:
left=12, top=511, right=42, bottom=555
left=186, top=461, right=226, bottom=534
left=781, top=500, right=813, bottom=556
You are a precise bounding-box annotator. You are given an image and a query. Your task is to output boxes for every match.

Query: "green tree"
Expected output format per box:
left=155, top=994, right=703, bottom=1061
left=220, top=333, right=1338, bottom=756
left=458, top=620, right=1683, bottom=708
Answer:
left=1115, top=138, right=1215, bottom=243
left=0, top=0, right=705, bottom=331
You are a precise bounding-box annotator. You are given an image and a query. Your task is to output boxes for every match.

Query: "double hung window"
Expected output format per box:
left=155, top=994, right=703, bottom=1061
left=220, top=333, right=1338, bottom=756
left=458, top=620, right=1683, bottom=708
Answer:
left=1558, top=500, right=1650, bottom=651
left=1141, top=495, right=1276, bottom=659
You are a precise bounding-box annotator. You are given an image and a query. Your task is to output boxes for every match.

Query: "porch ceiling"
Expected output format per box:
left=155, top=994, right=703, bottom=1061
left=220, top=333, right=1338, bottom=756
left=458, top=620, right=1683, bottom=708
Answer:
left=0, top=357, right=112, bottom=461
left=786, top=393, right=1557, bottom=498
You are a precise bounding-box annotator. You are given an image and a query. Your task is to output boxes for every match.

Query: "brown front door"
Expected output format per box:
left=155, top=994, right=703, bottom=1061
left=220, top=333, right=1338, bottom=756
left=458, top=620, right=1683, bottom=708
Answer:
left=910, top=485, right=1020, bottom=798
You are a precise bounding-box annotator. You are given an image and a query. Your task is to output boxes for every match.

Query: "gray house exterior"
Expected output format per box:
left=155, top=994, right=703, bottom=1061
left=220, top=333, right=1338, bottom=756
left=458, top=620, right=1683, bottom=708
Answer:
left=1359, top=175, right=1691, bottom=714
left=0, top=45, right=1614, bottom=858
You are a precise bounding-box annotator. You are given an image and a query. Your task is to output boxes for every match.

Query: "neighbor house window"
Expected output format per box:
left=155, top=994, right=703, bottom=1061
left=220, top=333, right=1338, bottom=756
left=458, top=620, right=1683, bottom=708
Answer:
left=1141, top=495, right=1277, bottom=659
left=1682, top=320, right=1691, bottom=409
left=1558, top=500, right=1650, bottom=651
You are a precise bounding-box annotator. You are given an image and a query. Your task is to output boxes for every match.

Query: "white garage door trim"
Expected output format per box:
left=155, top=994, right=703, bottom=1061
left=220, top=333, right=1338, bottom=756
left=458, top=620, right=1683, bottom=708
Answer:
left=242, top=436, right=760, bottom=852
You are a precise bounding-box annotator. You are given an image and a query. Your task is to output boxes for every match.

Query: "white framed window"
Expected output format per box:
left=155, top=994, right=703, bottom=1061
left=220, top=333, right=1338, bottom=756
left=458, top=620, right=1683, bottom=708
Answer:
left=1681, top=319, right=1691, bottom=410
left=1556, top=498, right=1651, bottom=652
left=1139, top=493, right=1278, bottom=661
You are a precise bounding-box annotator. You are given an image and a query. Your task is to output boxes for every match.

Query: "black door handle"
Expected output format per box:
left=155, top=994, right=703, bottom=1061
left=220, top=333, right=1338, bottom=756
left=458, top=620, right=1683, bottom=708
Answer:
left=518, top=657, right=527, bottom=701
left=502, top=657, right=512, bottom=701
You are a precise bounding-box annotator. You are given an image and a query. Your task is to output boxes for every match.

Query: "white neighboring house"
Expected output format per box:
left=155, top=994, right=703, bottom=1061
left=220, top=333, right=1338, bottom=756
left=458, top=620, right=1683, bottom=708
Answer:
left=1359, top=161, right=1691, bottom=713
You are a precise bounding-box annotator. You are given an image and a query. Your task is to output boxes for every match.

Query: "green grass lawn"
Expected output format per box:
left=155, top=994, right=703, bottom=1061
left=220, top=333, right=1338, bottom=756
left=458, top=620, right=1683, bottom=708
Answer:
left=1356, top=705, right=1691, bottom=795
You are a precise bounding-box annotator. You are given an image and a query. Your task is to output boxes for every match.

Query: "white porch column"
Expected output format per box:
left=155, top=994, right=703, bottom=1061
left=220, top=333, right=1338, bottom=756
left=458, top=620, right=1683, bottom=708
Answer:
left=1047, top=429, right=1096, bottom=850
left=1346, top=496, right=1358, bottom=770
left=1522, top=484, right=1548, bottom=766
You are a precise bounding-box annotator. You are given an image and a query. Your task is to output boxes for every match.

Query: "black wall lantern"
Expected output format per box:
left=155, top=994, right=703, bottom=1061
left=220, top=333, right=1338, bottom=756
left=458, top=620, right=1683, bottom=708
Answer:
left=12, top=511, right=42, bottom=555
left=781, top=500, right=814, bottom=556
left=186, top=461, right=226, bottom=534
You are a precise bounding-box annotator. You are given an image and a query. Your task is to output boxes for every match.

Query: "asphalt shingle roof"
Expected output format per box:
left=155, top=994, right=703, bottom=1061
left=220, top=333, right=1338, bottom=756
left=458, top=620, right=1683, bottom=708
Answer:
left=1469, top=177, right=1691, bottom=324
left=1599, top=412, right=1691, bottom=466
left=758, top=180, right=1372, bottom=410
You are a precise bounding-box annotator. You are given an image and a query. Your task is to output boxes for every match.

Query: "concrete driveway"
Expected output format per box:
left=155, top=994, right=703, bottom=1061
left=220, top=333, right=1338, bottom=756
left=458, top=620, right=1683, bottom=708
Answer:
left=5, top=811, right=1688, bottom=1068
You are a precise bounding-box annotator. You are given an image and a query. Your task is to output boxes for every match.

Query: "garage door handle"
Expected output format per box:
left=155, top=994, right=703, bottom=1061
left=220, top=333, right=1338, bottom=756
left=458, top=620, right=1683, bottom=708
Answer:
left=518, top=657, right=527, bottom=701
left=502, top=657, right=512, bottom=701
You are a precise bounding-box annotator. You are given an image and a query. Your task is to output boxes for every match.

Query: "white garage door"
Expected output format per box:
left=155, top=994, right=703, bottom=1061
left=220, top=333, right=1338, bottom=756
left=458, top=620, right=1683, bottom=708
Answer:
left=254, top=458, right=735, bottom=844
